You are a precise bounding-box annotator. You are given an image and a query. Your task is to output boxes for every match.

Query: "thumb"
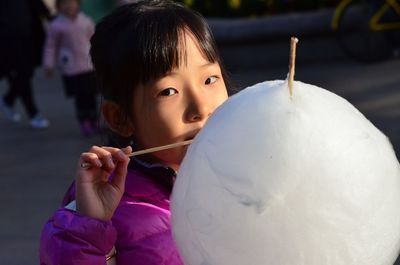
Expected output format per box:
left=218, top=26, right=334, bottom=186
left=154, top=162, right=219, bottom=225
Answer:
left=110, top=148, right=130, bottom=192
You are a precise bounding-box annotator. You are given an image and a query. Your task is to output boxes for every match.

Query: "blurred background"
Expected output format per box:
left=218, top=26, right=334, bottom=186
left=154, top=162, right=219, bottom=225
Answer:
left=42, top=0, right=343, bottom=20
left=1, top=0, right=399, bottom=264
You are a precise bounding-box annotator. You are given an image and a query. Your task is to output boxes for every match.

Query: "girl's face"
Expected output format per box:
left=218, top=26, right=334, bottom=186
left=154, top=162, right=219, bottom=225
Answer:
left=59, top=0, right=79, bottom=18
left=130, top=33, right=228, bottom=170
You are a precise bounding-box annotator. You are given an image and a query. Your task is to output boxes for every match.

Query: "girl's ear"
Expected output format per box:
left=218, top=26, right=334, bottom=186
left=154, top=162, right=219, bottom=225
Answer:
left=101, top=100, right=134, bottom=137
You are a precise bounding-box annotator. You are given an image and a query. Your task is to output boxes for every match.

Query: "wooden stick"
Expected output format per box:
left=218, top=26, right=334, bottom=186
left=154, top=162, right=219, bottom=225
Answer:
left=128, top=139, right=194, bottom=157
left=80, top=140, right=194, bottom=169
left=288, top=37, right=299, bottom=97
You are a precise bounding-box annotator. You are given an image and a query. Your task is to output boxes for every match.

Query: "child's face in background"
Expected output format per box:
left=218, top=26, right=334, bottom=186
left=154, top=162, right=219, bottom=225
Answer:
left=59, top=0, right=79, bottom=18
left=130, top=33, right=228, bottom=170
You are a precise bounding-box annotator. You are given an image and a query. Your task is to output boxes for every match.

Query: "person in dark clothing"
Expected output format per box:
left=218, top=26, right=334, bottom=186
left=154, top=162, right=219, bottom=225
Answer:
left=0, top=0, right=51, bottom=128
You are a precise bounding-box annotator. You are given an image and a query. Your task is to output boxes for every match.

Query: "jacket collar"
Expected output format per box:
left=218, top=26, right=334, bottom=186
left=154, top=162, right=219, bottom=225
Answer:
left=128, top=157, right=177, bottom=193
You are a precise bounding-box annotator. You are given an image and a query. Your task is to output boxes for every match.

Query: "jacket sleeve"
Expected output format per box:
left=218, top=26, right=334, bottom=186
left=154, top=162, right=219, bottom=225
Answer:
left=86, top=15, right=95, bottom=38
left=39, top=208, right=117, bottom=265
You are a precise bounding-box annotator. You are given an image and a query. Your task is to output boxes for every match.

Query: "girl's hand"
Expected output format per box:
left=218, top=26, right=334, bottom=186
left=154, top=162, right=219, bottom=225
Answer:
left=75, top=145, right=132, bottom=221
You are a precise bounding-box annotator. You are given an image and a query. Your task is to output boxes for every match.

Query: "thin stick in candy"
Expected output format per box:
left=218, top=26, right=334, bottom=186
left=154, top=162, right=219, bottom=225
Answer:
left=128, top=139, right=194, bottom=157
left=288, top=37, right=299, bottom=97
left=80, top=139, right=194, bottom=169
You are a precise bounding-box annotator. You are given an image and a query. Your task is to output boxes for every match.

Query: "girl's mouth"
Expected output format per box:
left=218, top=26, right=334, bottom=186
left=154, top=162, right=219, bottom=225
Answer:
left=184, top=130, right=200, bottom=141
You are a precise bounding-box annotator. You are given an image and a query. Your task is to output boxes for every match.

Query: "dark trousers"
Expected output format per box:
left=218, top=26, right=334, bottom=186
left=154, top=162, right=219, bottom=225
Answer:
left=3, top=69, right=38, bottom=118
left=1, top=37, right=39, bottom=119
left=62, top=72, right=98, bottom=122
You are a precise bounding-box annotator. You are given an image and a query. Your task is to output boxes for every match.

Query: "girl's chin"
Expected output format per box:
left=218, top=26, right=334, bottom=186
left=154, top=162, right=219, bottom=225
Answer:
left=149, top=149, right=186, bottom=170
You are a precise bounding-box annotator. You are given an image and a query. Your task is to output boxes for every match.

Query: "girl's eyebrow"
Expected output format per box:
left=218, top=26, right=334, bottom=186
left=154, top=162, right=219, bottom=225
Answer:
left=168, top=62, right=216, bottom=75
left=200, top=62, right=217, bottom=68
left=190, top=62, right=218, bottom=71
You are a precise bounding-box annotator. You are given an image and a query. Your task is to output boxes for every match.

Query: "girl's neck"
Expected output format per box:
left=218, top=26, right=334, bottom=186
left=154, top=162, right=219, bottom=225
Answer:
left=138, top=153, right=180, bottom=172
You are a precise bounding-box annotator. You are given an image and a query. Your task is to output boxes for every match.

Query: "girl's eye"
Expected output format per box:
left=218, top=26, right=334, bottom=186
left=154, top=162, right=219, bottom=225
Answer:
left=205, top=76, right=218, bottom=85
left=158, top=87, right=178, bottom=97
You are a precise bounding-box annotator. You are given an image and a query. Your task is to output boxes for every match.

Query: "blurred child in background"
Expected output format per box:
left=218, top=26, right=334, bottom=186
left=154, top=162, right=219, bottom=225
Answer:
left=43, top=0, right=98, bottom=136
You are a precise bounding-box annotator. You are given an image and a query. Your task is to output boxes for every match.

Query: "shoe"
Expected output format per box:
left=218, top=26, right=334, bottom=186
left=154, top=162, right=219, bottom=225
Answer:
left=30, top=114, right=49, bottom=129
left=0, top=98, right=21, bottom=122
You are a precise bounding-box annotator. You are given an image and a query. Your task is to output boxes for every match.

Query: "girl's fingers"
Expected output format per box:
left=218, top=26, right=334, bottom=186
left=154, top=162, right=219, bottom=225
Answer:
left=81, top=146, right=117, bottom=172
left=79, top=152, right=103, bottom=169
left=75, top=146, right=131, bottom=220
left=109, top=147, right=131, bottom=191
left=121, top=145, right=132, bottom=155
left=100, top=146, right=131, bottom=189
left=93, top=146, right=117, bottom=171
left=79, top=145, right=131, bottom=176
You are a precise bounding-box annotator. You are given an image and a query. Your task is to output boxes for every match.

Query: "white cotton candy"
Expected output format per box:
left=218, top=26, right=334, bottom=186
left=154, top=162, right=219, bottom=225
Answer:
left=171, top=80, right=400, bottom=265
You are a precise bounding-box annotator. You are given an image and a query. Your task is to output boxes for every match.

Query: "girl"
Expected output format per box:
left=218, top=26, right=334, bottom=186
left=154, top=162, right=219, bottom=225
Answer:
left=40, top=1, right=231, bottom=264
left=43, top=0, right=98, bottom=136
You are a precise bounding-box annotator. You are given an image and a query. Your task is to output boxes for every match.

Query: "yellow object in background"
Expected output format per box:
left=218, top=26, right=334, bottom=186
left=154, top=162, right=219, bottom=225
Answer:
left=183, top=0, right=193, bottom=6
left=228, top=0, right=241, bottom=9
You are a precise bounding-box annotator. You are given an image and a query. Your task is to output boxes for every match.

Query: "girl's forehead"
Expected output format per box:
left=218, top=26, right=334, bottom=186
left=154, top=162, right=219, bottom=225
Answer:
left=176, top=31, right=211, bottom=66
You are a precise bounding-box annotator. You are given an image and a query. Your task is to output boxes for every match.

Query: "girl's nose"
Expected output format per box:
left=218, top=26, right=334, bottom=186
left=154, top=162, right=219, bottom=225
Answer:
left=186, top=91, right=212, bottom=122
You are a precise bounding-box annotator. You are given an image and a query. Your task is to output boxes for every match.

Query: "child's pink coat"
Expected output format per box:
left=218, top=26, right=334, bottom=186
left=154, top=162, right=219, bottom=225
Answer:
left=43, top=12, right=94, bottom=76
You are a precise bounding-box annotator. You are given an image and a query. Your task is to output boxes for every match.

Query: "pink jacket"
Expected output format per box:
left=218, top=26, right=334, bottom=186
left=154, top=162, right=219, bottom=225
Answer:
left=39, top=159, right=183, bottom=265
left=43, top=12, right=94, bottom=76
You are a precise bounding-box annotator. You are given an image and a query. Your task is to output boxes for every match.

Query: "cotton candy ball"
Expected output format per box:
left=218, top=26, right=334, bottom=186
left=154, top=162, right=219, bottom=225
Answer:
left=171, top=80, right=400, bottom=265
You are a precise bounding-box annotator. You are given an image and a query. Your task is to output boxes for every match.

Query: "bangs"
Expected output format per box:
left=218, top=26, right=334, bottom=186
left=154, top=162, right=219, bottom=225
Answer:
left=91, top=0, right=223, bottom=101
left=133, top=9, right=220, bottom=85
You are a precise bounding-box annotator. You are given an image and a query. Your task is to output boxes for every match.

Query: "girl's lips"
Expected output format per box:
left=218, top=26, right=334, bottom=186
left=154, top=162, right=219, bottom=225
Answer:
left=185, top=136, right=195, bottom=141
left=184, top=130, right=201, bottom=141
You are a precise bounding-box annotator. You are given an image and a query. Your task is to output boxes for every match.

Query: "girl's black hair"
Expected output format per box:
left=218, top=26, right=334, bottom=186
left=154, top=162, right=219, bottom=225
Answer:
left=90, top=0, right=231, bottom=139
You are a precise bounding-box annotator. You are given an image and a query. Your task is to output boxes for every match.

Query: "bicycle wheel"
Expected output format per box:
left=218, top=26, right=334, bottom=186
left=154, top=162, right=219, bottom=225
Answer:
left=336, top=0, right=393, bottom=63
